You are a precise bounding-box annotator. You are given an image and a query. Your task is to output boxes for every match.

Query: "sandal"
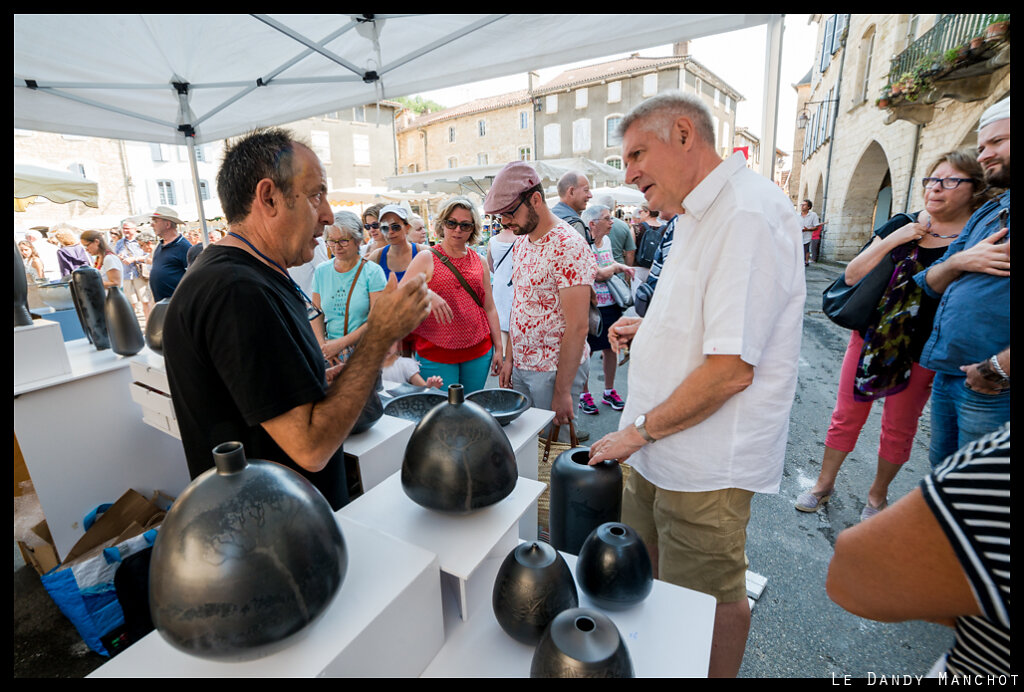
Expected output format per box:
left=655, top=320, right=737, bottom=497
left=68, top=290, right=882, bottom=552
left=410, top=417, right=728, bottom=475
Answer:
left=859, top=499, right=888, bottom=521
left=795, top=488, right=832, bottom=512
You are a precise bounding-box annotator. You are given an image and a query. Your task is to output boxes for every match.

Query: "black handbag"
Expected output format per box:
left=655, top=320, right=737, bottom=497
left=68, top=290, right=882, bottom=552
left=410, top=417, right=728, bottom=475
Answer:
left=821, top=213, right=913, bottom=331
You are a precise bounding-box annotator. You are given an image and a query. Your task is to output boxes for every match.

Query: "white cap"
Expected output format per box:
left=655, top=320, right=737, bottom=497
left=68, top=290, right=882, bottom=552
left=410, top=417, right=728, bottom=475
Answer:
left=978, top=97, right=1010, bottom=130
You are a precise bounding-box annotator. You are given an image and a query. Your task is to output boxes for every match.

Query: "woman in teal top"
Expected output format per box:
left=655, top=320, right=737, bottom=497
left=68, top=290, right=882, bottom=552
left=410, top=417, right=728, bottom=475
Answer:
left=312, top=211, right=387, bottom=365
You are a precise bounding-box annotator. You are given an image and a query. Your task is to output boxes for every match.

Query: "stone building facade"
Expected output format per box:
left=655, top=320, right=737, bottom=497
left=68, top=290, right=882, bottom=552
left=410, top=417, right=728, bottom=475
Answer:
left=797, top=13, right=1010, bottom=260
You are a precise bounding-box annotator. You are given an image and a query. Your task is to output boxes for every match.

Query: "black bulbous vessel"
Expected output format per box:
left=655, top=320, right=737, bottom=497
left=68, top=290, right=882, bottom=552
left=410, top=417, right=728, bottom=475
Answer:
left=530, top=607, right=634, bottom=678
left=144, top=298, right=171, bottom=355
left=70, top=267, right=109, bottom=349
left=149, top=441, right=347, bottom=661
left=549, top=448, right=622, bottom=555
left=492, top=541, right=578, bottom=645
left=105, top=285, right=145, bottom=356
left=350, top=371, right=384, bottom=435
left=575, top=522, right=653, bottom=610
left=15, top=241, right=33, bottom=327
left=401, top=384, right=517, bottom=513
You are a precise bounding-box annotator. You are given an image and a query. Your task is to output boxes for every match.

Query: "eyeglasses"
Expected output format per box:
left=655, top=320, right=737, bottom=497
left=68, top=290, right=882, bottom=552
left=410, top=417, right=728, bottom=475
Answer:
left=326, top=238, right=352, bottom=247
left=922, top=177, right=973, bottom=190
left=382, top=223, right=405, bottom=233
left=364, top=222, right=380, bottom=230
left=443, top=219, right=475, bottom=232
left=498, top=196, right=528, bottom=221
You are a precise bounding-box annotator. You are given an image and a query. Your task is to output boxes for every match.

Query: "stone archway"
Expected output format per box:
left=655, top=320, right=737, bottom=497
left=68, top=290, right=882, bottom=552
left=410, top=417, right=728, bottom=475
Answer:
left=833, top=140, right=892, bottom=260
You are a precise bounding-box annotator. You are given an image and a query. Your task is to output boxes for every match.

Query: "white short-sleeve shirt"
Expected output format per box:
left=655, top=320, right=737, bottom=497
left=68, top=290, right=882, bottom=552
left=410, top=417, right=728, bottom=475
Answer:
left=619, top=153, right=805, bottom=494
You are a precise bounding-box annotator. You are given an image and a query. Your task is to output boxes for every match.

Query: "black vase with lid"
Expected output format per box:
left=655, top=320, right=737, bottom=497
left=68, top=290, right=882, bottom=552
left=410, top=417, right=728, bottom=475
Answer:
left=530, top=607, right=634, bottom=678
left=492, top=541, right=578, bottom=645
left=401, top=383, right=517, bottom=513
left=575, top=522, right=653, bottom=611
left=549, top=447, right=622, bottom=555
left=149, top=441, right=347, bottom=661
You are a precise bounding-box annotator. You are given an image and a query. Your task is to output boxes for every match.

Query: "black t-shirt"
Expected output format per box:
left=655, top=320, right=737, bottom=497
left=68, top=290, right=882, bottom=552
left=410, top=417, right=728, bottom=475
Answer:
left=163, top=245, right=349, bottom=509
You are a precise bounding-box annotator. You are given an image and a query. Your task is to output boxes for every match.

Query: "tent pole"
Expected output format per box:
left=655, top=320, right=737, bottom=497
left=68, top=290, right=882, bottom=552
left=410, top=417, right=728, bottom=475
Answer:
left=185, top=136, right=210, bottom=246
left=760, top=14, right=785, bottom=180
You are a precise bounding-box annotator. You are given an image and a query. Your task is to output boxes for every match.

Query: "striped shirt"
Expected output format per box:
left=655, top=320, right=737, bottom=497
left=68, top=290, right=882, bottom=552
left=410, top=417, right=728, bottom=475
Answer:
left=921, top=423, right=1010, bottom=677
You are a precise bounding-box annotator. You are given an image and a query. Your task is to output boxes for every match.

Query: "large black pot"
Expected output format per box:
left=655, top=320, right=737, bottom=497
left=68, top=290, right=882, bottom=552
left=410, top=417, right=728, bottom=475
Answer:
left=149, top=441, right=347, bottom=661
left=105, top=285, right=145, bottom=356
left=144, top=298, right=171, bottom=355
left=530, top=607, right=634, bottom=678
left=575, top=522, right=653, bottom=611
left=70, top=267, right=109, bottom=350
left=549, top=447, right=622, bottom=555
left=492, top=541, right=578, bottom=645
left=401, top=383, right=517, bottom=514
left=350, top=371, right=384, bottom=435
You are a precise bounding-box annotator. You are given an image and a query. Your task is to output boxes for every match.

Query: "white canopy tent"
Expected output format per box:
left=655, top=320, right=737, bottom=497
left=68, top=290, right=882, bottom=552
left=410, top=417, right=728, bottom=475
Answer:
left=14, top=164, right=99, bottom=212
left=15, top=14, right=785, bottom=237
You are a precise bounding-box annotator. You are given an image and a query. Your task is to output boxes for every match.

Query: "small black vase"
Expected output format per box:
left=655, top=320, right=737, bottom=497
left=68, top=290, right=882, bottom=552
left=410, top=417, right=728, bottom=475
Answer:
left=105, top=285, right=145, bottom=356
left=530, top=607, right=634, bottom=678
left=14, top=242, right=33, bottom=327
left=145, top=298, right=171, bottom=355
left=149, top=441, right=347, bottom=661
left=549, top=448, right=622, bottom=555
left=575, top=522, right=653, bottom=611
left=401, top=384, right=517, bottom=513
left=70, top=267, right=109, bottom=350
left=351, top=371, right=384, bottom=435
left=492, top=541, right=578, bottom=645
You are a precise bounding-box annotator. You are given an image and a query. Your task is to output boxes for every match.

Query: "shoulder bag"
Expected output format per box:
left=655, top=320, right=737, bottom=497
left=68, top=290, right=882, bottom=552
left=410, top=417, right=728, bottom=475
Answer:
left=430, top=247, right=484, bottom=308
left=604, top=273, right=633, bottom=309
left=821, top=213, right=914, bottom=331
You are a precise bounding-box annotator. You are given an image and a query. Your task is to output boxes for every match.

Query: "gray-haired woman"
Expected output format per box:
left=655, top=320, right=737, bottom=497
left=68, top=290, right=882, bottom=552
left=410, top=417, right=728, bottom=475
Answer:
left=311, top=211, right=388, bottom=365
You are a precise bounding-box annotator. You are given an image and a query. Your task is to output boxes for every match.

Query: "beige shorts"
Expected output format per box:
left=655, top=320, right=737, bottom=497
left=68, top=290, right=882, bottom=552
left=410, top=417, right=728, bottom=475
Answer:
left=622, top=471, right=753, bottom=603
left=123, top=275, right=151, bottom=304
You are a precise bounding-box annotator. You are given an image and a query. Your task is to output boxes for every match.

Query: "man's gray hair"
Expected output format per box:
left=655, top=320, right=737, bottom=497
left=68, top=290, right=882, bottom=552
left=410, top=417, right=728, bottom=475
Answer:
left=581, top=204, right=610, bottom=226
left=557, top=170, right=587, bottom=198
left=332, top=210, right=364, bottom=241
left=593, top=194, right=615, bottom=209
left=618, top=90, right=716, bottom=147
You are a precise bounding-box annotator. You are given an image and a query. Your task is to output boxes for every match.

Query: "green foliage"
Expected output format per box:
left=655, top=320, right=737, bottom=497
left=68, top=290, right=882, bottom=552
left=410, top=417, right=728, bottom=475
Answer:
left=394, top=95, right=447, bottom=115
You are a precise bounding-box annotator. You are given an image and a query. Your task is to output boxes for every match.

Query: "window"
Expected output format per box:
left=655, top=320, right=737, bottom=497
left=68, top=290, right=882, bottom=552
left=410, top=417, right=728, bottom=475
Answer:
left=518, top=146, right=532, bottom=161
left=157, top=180, right=176, bottom=206
left=353, top=106, right=366, bottom=122
left=150, top=143, right=168, bottom=162
left=66, top=162, right=86, bottom=178
left=477, top=153, right=488, bottom=166
left=448, top=157, right=458, bottom=168
left=352, top=133, right=370, bottom=166
left=543, top=123, right=561, bottom=156
left=478, top=119, right=486, bottom=137
left=575, top=88, right=588, bottom=109
left=605, top=156, right=622, bottom=170
left=819, top=15, right=848, bottom=72
left=194, top=145, right=206, bottom=162
left=324, top=111, right=340, bottom=120
left=684, top=70, right=696, bottom=91
left=519, top=111, right=529, bottom=130
left=606, top=115, right=623, bottom=148
left=857, top=27, right=876, bottom=103
left=642, top=73, right=658, bottom=97
left=572, top=118, right=591, bottom=153
left=607, top=81, right=621, bottom=103
left=198, top=180, right=210, bottom=200
left=545, top=94, right=558, bottom=114
left=448, top=126, right=456, bottom=143
left=311, top=130, right=331, bottom=164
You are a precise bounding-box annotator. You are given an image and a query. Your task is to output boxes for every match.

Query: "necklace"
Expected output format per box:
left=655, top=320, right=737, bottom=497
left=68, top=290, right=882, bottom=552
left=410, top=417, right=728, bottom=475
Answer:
left=927, top=231, right=960, bottom=239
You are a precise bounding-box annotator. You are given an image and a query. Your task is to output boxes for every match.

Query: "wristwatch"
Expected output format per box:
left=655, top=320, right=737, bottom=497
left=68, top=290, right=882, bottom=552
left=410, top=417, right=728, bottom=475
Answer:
left=633, top=414, right=656, bottom=444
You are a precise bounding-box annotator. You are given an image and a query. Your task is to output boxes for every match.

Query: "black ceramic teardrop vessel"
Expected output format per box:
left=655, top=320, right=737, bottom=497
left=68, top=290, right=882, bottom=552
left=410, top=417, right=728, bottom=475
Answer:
left=145, top=298, right=171, bottom=355
left=575, top=522, right=653, bottom=610
left=350, top=371, right=384, bottom=435
left=492, top=541, right=578, bottom=645
left=549, top=448, right=622, bottom=555
left=401, top=384, right=517, bottom=514
left=105, top=285, right=145, bottom=356
left=149, top=442, right=347, bottom=661
left=70, top=267, right=109, bottom=349
left=530, top=607, right=634, bottom=678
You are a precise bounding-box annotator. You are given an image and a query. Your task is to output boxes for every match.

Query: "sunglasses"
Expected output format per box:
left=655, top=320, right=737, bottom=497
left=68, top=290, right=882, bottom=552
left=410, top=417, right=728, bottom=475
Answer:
left=364, top=222, right=380, bottom=230
left=382, top=223, right=405, bottom=233
left=443, top=219, right=475, bottom=232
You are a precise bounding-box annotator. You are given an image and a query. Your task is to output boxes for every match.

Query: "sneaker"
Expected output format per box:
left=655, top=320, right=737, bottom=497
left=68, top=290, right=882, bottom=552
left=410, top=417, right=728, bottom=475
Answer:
left=602, top=389, right=625, bottom=411
left=579, top=392, right=599, bottom=415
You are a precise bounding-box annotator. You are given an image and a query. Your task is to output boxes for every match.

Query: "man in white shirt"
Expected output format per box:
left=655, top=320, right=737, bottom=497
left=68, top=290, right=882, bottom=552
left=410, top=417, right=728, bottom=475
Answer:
left=589, top=91, right=805, bottom=677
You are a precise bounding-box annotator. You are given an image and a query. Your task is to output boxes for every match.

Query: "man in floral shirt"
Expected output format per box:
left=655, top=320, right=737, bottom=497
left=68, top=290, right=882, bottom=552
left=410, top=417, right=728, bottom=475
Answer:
left=487, top=162, right=597, bottom=442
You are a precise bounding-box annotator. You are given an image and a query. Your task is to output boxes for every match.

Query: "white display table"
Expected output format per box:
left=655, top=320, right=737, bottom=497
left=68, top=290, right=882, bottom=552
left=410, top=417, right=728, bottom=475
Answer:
left=343, top=414, right=414, bottom=493
left=15, top=338, right=192, bottom=561
left=490, top=407, right=554, bottom=541
left=89, top=515, right=445, bottom=678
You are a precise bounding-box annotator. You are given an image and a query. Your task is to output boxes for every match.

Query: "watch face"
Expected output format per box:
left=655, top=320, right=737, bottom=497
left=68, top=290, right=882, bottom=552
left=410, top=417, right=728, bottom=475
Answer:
left=635, top=414, right=646, bottom=427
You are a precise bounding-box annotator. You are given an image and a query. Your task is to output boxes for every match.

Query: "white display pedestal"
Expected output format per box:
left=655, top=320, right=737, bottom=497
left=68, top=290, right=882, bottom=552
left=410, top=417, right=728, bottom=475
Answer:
left=422, top=548, right=717, bottom=677
left=14, top=319, right=72, bottom=388
left=339, top=472, right=545, bottom=622
left=89, top=515, right=444, bottom=678
left=493, top=407, right=554, bottom=542
left=343, top=414, right=414, bottom=493
left=15, top=339, right=192, bottom=561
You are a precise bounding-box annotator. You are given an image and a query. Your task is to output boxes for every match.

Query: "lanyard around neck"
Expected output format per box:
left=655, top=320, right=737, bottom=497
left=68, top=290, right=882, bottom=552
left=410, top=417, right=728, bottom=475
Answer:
left=228, top=231, right=314, bottom=304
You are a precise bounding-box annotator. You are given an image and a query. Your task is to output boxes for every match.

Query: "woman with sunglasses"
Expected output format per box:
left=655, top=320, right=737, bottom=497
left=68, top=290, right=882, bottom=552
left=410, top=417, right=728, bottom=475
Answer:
left=80, top=229, right=124, bottom=288
left=366, top=204, right=430, bottom=283
left=311, top=211, right=387, bottom=365
left=360, top=203, right=389, bottom=259
left=400, top=196, right=503, bottom=393
left=797, top=148, right=997, bottom=520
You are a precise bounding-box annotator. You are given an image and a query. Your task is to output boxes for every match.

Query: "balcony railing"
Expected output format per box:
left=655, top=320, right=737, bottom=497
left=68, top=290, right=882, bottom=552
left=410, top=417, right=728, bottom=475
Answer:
left=889, top=14, right=1008, bottom=83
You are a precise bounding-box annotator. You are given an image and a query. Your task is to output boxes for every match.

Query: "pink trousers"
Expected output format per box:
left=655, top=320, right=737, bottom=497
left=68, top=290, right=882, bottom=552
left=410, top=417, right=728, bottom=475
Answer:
left=824, top=331, right=935, bottom=465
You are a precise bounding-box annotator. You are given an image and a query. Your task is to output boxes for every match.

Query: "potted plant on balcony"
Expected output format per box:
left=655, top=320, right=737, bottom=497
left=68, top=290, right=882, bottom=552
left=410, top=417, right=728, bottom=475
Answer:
left=985, top=15, right=1010, bottom=41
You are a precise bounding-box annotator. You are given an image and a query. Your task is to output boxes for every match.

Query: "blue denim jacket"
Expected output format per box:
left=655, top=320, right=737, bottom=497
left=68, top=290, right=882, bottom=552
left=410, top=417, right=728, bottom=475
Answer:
left=913, top=191, right=1010, bottom=376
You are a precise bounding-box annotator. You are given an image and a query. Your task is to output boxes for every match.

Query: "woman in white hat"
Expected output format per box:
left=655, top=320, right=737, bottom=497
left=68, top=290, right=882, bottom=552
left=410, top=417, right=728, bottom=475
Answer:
left=366, top=204, right=430, bottom=283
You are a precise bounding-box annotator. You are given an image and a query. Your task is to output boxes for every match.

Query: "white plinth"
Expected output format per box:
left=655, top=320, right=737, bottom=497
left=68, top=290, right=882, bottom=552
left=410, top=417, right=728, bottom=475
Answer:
left=343, top=414, right=414, bottom=493
left=14, top=319, right=72, bottom=388
left=89, top=515, right=444, bottom=678
left=422, top=547, right=717, bottom=677
left=339, top=472, right=545, bottom=621
left=498, top=407, right=555, bottom=541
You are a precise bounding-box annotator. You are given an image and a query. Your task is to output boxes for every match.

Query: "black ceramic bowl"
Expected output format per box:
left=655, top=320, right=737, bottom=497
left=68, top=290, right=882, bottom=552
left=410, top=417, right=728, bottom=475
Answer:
left=466, top=388, right=532, bottom=426
left=383, top=391, right=447, bottom=422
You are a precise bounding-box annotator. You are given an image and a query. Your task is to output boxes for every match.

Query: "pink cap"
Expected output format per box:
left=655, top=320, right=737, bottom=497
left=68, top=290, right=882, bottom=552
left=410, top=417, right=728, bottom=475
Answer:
left=483, top=162, right=541, bottom=214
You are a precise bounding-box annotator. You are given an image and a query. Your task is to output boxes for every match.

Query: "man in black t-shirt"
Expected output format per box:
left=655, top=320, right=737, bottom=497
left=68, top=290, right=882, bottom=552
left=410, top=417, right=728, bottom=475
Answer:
left=163, top=128, right=430, bottom=509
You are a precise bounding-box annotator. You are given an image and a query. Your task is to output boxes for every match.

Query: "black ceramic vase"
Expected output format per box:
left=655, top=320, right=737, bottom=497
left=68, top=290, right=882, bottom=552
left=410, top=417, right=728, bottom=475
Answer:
left=575, top=522, right=653, bottom=610
left=350, top=371, right=384, bottom=435
left=70, top=267, right=109, bottom=350
left=14, top=242, right=33, bottom=327
left=530, top=607, right=634, bottom=678
left=401, top=383, right=517, bottom=514
left=144, top=298, right=171, bottom=355
left=105, top=285, right=145, bottom=356
left=149, top=441, right=347, bottom=661
left=549, top=448, right=622, bottom=555
left=492, top=541, right=579, bottom=645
